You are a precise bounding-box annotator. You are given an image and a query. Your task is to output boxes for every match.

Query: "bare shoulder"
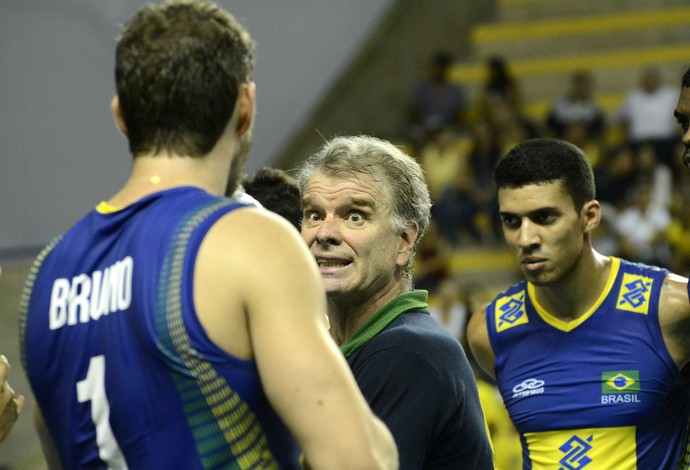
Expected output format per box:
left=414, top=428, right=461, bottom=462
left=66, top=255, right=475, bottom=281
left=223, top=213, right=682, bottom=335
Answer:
left=193, top=205, right=324, bottom=358
left=467, top=306, right=488, bottom=340
left=660, top=272, right=690, bottom=320
left=662, top=272, right=689, bottom=290
left=467, top=306, right=491, bottom=352
left=467, top=305, right=496, bottom=379
left=213, top=206, right=301, bottom=247
left=204, top=206, right=311, bottom=270
left=659, top=272, right=690, bottom=370
left=199, top=205, right=321, bottom=305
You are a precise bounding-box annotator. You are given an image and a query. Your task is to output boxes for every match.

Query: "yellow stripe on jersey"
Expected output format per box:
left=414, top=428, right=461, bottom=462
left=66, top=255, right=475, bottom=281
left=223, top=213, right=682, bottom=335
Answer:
left=96, top=201, right=123, bottom=213
left=530, top=257, right=620, bottom=332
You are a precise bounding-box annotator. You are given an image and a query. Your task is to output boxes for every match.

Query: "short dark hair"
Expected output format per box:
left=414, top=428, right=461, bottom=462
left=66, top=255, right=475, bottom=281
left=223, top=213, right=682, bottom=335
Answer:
left=241, top=167, right=302, bottom=230
left=494, top=138, right=595, bottom=211
left=115, top=0, right=255, bottom=158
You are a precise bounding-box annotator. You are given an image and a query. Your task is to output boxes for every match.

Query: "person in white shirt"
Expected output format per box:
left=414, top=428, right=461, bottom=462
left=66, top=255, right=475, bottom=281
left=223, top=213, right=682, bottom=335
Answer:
left=615, top=66, right=679, bottom=167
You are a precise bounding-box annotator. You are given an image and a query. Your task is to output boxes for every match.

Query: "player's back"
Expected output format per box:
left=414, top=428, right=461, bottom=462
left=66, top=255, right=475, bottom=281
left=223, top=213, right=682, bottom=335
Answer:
left=20, top=187, right=299, bottom=469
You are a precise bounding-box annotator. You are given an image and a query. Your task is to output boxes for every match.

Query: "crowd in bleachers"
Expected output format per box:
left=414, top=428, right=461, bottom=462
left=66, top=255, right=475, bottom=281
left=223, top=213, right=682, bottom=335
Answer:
left=404, top=52, right=690, bottom=279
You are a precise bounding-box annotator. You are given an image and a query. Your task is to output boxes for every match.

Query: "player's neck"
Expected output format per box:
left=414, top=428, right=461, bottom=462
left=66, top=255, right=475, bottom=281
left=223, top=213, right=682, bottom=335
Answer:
left=108, top=150, right=232, bottom=207
left=533, top=250, right=611, bottom=322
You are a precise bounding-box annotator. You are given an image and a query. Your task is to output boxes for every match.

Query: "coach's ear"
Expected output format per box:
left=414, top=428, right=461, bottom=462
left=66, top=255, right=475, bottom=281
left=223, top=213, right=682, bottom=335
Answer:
left=396, top=221, right=419, bottom=270
left=111, top=95, right=128, bottom=137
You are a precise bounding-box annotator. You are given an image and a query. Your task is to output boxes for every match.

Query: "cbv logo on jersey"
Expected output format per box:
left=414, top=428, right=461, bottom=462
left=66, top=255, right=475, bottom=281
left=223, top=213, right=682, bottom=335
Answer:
left=601, top=370, right=641, bottom=405
left=559, top=434, right=593, bottom=470
left=512, top=378, right=545, bottom=399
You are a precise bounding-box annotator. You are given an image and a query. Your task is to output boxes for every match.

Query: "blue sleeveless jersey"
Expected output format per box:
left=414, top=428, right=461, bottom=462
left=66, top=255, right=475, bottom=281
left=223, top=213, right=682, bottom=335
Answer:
left=486, top=257, right=690, bottom=469
left=19, top=187, right=299, bottom=469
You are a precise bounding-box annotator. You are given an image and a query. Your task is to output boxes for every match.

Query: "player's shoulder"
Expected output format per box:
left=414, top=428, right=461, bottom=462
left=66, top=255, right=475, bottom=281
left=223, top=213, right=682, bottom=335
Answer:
left=467, top=305, right=489, bottom=343
left=200, top=205, right=306, bottom=268
left=660, top=271, right=690, bottom=306
left=214, top=205, right=299, bottom=243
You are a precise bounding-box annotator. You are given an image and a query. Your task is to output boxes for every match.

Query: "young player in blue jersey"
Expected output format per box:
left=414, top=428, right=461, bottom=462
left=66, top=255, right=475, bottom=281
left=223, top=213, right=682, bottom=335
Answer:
left=295, top=135, right=495, bottom=470
left=467, top=138, right=690, bottom=469
left=19, top=1, right=397, bottom=469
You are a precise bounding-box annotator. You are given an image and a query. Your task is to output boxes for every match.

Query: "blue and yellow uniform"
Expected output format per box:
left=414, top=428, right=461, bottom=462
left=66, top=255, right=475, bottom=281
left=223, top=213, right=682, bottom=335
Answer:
left=19, top=187, right=299, bottom=469
left=486, top=257, right=690, bottom=469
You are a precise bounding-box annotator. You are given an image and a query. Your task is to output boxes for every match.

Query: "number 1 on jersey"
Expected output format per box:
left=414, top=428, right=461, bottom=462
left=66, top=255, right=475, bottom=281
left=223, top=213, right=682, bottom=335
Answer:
left=77, top=355, right=129, bottom=469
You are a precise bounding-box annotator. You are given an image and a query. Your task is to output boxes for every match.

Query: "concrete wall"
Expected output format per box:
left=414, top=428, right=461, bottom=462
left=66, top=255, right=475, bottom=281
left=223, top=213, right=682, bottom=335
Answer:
left=0, top=0, right=394, bottom=259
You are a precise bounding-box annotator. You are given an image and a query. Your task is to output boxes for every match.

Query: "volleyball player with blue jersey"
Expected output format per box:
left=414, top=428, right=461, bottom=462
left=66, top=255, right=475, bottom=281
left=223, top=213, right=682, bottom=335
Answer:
left=18, top=1, right=397, bottom=469
left=467, top=138, right=690, bottom=469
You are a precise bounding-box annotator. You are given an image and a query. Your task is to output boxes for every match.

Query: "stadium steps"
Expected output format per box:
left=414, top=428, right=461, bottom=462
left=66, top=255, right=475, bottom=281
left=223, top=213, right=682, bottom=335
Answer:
left=496, top=0, right=690, bottom=22
left=445, top=245, right=520, bottom=296
left=450, top=0, right=690, bottom=124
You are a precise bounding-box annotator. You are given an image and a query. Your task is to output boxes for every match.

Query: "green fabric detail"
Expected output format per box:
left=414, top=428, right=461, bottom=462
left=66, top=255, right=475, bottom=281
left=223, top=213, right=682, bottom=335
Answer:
left=339, top=290, right=428, bottom=358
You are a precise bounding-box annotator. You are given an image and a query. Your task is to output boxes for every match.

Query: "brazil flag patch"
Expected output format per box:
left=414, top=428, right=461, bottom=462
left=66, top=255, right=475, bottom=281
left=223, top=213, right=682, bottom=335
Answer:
left=602, top=370, right=639, bottom=394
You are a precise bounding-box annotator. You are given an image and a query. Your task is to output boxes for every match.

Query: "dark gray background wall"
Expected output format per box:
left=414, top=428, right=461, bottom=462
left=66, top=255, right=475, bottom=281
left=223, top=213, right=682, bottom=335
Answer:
left=0, top=0, right=395, bottom=257
left=1, top=0, right=493, bottom=261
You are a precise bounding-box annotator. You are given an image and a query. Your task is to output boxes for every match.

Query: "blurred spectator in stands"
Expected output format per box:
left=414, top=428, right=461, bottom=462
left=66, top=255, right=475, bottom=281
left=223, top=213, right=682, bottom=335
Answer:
left=563, top=121, right=603, bottom=169
left=412, top=218, right=453, bottom=293
left=429, top=278, right=492, bottom=348
left=467, top=120, right=502, bottom=243
left=429, top=277, right=467, bottom=343
left=594, top=144, right=638, bottom=211
left=496, top=114, right=537, bottom=156
left=546, top=69, right=606, bottom=141
left=637, top=142, right=672, bottom=213
left=478, top=55, right=521, bottom=125
left=418, top=125, right=480, bottom=247
left=592, top=203, right=621, bottom=257
left=614, top=65, right=679, bottom=168
left=406, top=50, right=469, bottom=151
left=614, top=179, right=672, bottom=266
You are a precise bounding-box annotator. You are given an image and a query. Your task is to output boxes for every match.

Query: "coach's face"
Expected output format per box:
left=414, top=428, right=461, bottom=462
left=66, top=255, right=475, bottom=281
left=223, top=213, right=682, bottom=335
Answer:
left=300, top=171, right=413, bottom=304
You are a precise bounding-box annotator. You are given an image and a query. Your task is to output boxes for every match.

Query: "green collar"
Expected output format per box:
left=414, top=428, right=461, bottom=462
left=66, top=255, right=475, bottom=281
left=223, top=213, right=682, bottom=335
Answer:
left=339, top=290, right=429, bottom=358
